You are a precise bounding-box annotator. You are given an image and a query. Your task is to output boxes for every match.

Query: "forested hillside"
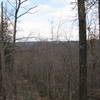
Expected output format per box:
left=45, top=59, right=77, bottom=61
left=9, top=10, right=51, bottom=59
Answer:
left=5, top=41, right=99, bottom=100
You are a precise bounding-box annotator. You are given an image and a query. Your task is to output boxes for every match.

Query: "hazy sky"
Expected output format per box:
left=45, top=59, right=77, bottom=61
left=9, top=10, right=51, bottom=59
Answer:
left=1, top=0, right=79, bottom=41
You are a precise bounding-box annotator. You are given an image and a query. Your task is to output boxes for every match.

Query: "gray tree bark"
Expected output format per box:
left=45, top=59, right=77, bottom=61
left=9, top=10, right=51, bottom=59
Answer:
left=0, top=2, right=6, bottom=100
left=98, top=0, right=100, bottom=39
left=0, top=2, right=4, bottom=99
left=78, top=0, right=87, bottom=100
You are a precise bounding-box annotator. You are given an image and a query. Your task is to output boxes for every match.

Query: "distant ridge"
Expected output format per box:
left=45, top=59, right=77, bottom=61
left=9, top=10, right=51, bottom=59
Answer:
left=16, top=41, right=79, bottom=48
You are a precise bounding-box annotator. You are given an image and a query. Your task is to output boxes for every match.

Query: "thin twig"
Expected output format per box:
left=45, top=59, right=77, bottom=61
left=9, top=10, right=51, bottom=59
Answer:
left=17, top=6, right=37, bottom=18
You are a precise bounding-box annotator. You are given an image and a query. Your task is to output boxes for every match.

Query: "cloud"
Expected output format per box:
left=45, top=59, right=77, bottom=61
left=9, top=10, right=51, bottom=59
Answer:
left=14, top=0, right=78, bottom=41
left=40, top=5, right=52, bottom=10
left=51, top=0, right=75, bottom=4
left=35, top=5, right=52, bottom=12
left=17, top=17, right=50, bottom=38
left=46, top=5, right=77, bottom=20
left=52, top=0, right=63, bottom=2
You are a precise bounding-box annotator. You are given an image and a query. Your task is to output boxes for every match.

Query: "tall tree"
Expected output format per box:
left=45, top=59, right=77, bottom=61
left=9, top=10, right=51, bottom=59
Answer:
left=6, top=0, right=37, bottom=71
left=0, top=2, right=4, bottom=99
left=11, top=0, right=37, bottom=45
left=0, top=2, right=7, bottom=100
left=98, top=0, right=100, bottom=39
left=5, top=1, right=37, bottom=99
left=77, top=1, right=87, bottom=100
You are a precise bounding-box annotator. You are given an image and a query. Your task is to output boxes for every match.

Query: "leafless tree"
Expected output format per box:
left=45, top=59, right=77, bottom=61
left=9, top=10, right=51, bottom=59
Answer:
left=0, top=2, right=12, bottom=100
left=98, top=0, right=100, bottom=39
left=7, top=0, right=37, bottom=45
left=0, top=2, right=4, bottom=100
left=78, top=1, right=87, bottom=100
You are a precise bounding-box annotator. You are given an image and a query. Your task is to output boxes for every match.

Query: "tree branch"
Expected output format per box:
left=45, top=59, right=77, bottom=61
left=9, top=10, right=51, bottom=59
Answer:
left=7, top=0, right=16, bottom=9
left=20, top=0, right=28, bottom=5
left=87, top=0, right=97, bottom=9
left=17, top=6, right=37, bottom=18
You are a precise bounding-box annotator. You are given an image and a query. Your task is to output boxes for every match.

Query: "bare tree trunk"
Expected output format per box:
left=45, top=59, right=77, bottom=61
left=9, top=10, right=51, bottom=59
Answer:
left=13, top=16, right=17, bottom=46
left=1, top=2, right=4, bottom=41
left=13, top=0, right=20, bottom=45
left=98, top=0, right=100, bottom=39
left=68, top=74, right=71, bottom=100
left=78, top=0, right=87, bottom=100
left=0, top=2, right=6, bottom=100
left=0, top=52, right=3, bottom=100
left=0, top=2, right=3, bottom=99
left=1, top=49, right=6, bottom=100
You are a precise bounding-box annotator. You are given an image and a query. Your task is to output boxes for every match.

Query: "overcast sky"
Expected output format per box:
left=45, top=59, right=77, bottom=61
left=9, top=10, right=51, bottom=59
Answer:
left=1, top=0, right=79, bottom=41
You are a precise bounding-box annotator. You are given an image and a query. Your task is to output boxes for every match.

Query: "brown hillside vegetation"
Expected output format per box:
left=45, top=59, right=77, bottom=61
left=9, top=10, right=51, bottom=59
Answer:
left=4, top=41, right=100, bottom=100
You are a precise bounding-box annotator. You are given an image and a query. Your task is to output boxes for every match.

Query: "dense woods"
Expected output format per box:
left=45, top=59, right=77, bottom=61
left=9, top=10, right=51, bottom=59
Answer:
left=0, top=0, right=100, bottom=100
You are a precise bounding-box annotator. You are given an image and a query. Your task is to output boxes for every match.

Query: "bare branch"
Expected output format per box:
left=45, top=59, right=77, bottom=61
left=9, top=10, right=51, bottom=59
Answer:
left=27, top=10, right=38, bottom=14
left=7, top=0, right=16, bottom=9
left=20, top=0, right=28, bottom=5
left=86, top=0, right=97, bottom=10
left=4, top=12, right=14, bottom=27
left=17, top=6, right=37, bottom=18
left=15, top=0, right=18, bottom=8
